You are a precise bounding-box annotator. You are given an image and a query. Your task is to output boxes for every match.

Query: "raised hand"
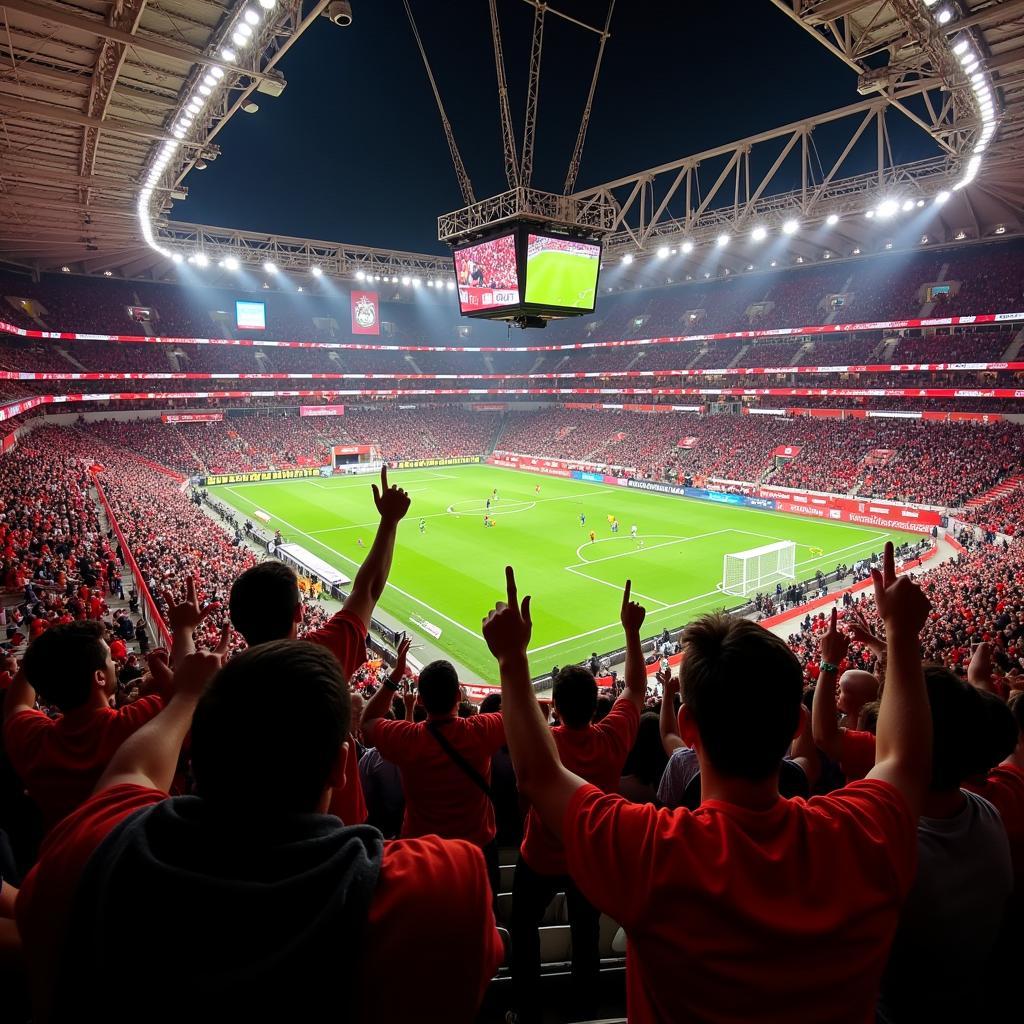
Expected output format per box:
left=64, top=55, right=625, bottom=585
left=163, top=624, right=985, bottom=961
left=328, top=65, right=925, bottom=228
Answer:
left=871, top=541, right=931, bottom=636
left=656, top=666, right=679, bottom=698
left=392, top=632, right=412, bottom=679
left=968, top=641, right=994, bottom=692
left=371, top=465, right=411, bottom=524
left=482, top=566, right=533, bottom=662
left=162, top=575, right=215, bottom=634
left=172, top=623, right=231, bottom=698
left=620, top=579, right=647, bottom=634
left=820, top=607, right=850, bottom=666
left=847, top=605, right=884, bottom=652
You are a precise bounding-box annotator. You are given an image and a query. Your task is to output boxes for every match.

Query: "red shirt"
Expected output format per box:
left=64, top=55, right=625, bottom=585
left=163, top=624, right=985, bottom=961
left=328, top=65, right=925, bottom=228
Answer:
left=522, top=698, right=640, bottom=874
left=16, top=785, right=504, bottom=1024
left=3, top=697, right=164, bottom=829
left=965, top=762, right=1024, bottom=880
left=305, top=608, right=368, bottom=824
left=564, top=779, right=917, bottom=1024
left=369, top=713, right=506, bottom=846
left=839, top=728, right=877, bottom=782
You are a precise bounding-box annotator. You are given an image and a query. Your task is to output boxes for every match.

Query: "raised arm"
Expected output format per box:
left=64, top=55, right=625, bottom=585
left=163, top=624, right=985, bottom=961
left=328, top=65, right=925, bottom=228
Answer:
left=967, top=641, right=996, bottom=694
left=162, top=575, right=216, bottom=668
left=3, top=667, right=35, bottom=721
left=811, top=607, right=850, bottom=761
left=789, top=705, right=821, bottom=791
left=362, top=633, right=411, bottom=738
left=97, top=627, right=229, bottom=794
left=657, top=668, right=685, bottom=754
left=866, top=542, right=933, bottom=817
left=483, top=567, right=584, bottom=838
left=344, top=466, right=411, bottom=628
left=848, top=605, right=887, bottom=689
left=619, top=580, right=648, bottom=713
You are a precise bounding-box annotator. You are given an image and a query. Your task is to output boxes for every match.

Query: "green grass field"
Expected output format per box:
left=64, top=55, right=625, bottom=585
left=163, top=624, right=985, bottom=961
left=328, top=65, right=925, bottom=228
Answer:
left=524, top=250, right=599, bottom=309
left=214, top=464, right=913, bottom=682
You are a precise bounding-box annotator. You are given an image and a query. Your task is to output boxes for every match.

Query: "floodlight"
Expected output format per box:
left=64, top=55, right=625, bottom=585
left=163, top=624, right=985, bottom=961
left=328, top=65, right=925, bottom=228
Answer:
left=935, top=190, right=951, bottom=205
left=259, top=0, right=276, bottom=8
left=311, top=266, right=323, bottom=277
left=716, top=233, right=730, bottom=247
left=656, top=246, right=669, bottom=258
left=221, top=48, right=236, bottom=61
left=263, top=261, right=278, bottom=273
left=875, top=199, right=899, bottom=218
left=936, top=8, right=952, bottom=25
left=231, top=31, right=248, bottom=47
left=171, top=254, right=183, bottom=264
left=826, top=213, right=839, bottom=226
left=782, top=219, right=799, bottom=234
left=901, top=200, right=915, bottom=212
left=194, top=253, right=209, bottom=267
left=402, top=276, right=411, bottom=286
left=222, top=256, right=240, bottom=270
left=751, top=225, right=768, bottom=241
left=244, top=9, right=260, bottom=25
left=237, top=22, right=253, bottom=37
left=621, top=253, right=633, bottom=264
left=681, top=241, right=694, bottom=254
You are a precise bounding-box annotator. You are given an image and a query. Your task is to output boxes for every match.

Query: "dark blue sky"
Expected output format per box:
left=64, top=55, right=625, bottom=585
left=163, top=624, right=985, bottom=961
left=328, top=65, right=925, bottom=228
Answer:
left=181, top=2, right=934, bottom=254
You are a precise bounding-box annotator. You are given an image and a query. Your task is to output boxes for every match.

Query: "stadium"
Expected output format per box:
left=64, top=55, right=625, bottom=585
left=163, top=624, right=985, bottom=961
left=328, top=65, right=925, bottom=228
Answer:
left=0, top=1, right=1023, bottom=1021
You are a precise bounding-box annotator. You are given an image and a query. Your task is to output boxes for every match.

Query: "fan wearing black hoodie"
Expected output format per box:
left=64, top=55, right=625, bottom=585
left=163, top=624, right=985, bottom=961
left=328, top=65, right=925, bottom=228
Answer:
left=15, top=639, right=503, bottom=1024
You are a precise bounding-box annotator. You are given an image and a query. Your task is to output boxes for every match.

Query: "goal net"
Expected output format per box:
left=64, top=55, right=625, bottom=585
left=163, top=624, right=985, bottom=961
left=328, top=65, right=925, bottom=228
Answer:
left=722, top=540, right=797, bottom=597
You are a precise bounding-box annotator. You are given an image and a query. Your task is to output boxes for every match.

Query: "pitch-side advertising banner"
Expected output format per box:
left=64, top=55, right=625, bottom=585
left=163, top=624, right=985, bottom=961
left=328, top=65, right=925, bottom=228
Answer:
left=300, top=404, right=346, bottom=417
left=161, top=413, right=223, bottom=423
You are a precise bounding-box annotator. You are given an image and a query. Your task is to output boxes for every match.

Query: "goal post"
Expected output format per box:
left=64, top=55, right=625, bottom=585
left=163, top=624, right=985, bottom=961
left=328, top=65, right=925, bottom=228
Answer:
left=722, top=540, right=797, bottom=597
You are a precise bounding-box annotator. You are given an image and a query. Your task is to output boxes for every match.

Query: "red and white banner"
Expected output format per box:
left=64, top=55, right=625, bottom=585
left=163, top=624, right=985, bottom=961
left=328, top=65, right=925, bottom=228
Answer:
left=4, top=310, right=1023, bottom=353
left=678, top=436, right=698, bottom=448
left=772, top=445, right=802, bottom=458
left=161, top=412, right=223, bottom=423
left=350, top=292, right=380, bottom=336
left=757, top=485, right=942, bottom=533
left=489, top=450, right=637, bottom=476
left=458, top=287, right=520, bottom=311
left=299, top=404, right=346, bottom=417
left=332, top=444, right=371, bottom=456
left=1, top=431, right=16, bottom=453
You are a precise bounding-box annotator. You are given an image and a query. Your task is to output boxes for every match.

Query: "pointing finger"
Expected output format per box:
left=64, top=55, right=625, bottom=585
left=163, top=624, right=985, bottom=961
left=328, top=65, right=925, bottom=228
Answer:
left=505, top=565, right=517, bottom=608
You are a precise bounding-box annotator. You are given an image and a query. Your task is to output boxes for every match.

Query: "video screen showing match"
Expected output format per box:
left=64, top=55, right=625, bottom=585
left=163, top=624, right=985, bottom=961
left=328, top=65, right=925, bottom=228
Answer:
left=524, top=234, right=601, bottom=311
left=454, top=234, right=521, bottom=313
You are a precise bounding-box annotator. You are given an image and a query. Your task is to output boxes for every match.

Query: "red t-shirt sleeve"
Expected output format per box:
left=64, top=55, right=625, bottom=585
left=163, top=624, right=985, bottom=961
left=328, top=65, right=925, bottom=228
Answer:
left=16, top=784, right=165, bottom=1011
left=468, top=712, right=506, bottom=753
left=838, top=728, right=877, bottom=781
left=304, top=609, right=368, bottom=678
left=2, top=708, right=49, bottom=766
left=360, top=836, right=504, bottom=1022
left=812, top=779, right=918, bottom=897
left=595, top=698, right=641, bottom=761
left=112, top=695, right=165, bottom=736
left=367, top=718, right=414, bottom=762
left=562, top=782, right=660, bottom=930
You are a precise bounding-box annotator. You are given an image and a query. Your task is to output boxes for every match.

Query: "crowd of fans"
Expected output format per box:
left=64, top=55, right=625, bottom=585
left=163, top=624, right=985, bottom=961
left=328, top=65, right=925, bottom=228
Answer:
left=1, top=412, right=1022, bottom=1021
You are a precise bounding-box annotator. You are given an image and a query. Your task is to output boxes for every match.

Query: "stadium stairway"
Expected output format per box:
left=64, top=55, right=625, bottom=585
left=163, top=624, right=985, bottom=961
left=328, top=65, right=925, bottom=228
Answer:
left=1001, top=327, right=1024, bottom=361
left=965, top=475, right=1024, bottom=511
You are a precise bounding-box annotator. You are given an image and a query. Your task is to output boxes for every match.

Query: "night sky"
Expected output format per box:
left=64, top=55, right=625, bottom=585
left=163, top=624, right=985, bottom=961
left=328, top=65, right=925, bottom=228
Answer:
left=181, top=2, right=935, bottom=254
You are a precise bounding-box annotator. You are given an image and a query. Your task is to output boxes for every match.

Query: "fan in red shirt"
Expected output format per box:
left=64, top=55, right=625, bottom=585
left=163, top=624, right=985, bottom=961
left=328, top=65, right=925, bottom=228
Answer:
left=15, top=638, right=502, bottom=1024
left=361, top=653, right=506, bottom=893
left=509, top=580, right=646, bottom=1024
left=166, top=466, right=412, bottom=826
left=2, top=620, right=165, bottom=830
left=483, top=546, right=934, bottom=1024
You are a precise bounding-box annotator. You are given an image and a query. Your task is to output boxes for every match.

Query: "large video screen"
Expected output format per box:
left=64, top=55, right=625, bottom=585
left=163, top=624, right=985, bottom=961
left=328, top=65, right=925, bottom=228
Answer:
left=453, top=234, right=520, bottom=313
left=235, top=300, right=266, bottom=331
left=524, top=234, right=601, bottom=311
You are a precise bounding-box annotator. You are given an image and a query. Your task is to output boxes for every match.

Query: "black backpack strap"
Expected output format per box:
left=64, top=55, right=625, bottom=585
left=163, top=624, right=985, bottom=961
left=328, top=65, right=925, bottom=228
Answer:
left=426, top=721, right=494, bottom=800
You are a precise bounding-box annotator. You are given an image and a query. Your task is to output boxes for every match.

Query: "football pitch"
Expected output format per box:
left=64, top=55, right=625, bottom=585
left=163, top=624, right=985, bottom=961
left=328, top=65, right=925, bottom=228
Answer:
left=214, top=464, right=913, bottom=683
left=525, top=251, right=598, bottom=308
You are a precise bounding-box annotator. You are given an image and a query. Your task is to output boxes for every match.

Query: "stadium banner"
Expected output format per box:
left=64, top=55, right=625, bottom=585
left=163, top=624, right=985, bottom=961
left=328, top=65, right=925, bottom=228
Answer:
left=389, top=456, right=481, bottom=470
left=772, top=445, right=802, bottom=458
left=350, top=292, right=380, bottom=336
left=206, top=468, right=323, bottom=485
left=4, top=310, right=1024, bottom=353
left=492, top=450, right=638, bottom=475
left=470, top=402, right=509, bottom=411
left=490, top=455, right=571, bottom=478
left=161, top=412, right=223, bottom=423
left=332, top=444, right=371, bottom=456
left=300, top=404, right=346, bottom=417
left=1, top=430, right=17, bottom=453
left=678, top=436, right=698, bottom=448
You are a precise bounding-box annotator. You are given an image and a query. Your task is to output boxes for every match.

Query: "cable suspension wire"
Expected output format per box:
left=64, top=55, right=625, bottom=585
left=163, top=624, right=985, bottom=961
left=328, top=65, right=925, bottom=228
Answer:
left=563, top=0, right=615, bottom=195
left=519, top=0, right=545, bottom=188
left=402, top=0, right=476, bottom=206
left=488, top=0, right=520, bottom=191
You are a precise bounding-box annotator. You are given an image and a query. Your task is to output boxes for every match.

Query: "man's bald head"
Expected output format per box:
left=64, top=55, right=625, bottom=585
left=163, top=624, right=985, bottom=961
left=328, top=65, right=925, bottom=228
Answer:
left=837, top=670, right=879, bottom=717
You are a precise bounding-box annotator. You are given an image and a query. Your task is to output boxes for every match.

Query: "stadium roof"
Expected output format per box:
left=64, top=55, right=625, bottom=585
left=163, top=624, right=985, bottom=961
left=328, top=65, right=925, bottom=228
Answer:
left=1, top=0, right=1022, bottom=283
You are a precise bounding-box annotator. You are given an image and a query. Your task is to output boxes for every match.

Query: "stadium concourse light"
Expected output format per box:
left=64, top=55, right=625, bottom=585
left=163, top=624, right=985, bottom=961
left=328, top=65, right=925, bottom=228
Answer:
left=311, top=266, right=323, bottom=277
left=263, top=261, right=278, bottom=273
left=826, top=213, right=839, bottom=226
left=656, top=246, right=670, bottom=258
left=750, top=225, right=768, bottom=242
left=222, top=256, right=240, bottom=270
left=716, top=233, right=730, bottom=247
left=680, top=241, right=694, bottom=254
left=782, top=219, right=799, bottom=235
left=621, top=253, right=633, bottom=264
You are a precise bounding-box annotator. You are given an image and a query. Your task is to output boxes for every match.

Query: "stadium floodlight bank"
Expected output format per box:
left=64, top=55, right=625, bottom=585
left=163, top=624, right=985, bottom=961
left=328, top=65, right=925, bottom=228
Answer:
left=722, top=541, right=797, bottom=597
